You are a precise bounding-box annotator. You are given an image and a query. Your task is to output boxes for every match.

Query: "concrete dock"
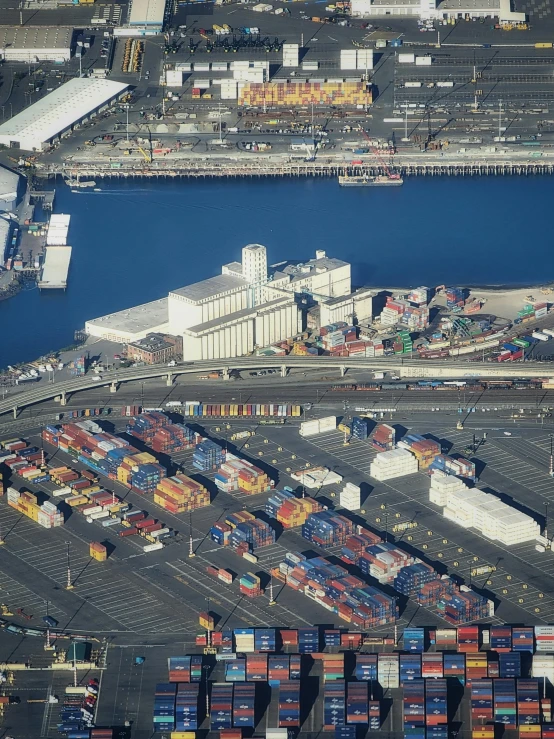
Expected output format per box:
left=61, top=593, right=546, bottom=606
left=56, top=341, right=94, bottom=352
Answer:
left=38, top=245, right=72, bottom=290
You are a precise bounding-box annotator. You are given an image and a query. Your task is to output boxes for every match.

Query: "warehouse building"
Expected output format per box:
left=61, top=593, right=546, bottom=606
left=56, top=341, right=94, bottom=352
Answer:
left=0, top=78, right=129, bottom=152
left=86, top=245, right=351, bottom=359
left=0, top=165, right=21, bottom=211
left=123, top=0, right=166, bottom=32
left=127, top=333, right=182, bottom=364
left=0, top=26, right=73, bottom=63
left=350, top=0, right=525, bottom=21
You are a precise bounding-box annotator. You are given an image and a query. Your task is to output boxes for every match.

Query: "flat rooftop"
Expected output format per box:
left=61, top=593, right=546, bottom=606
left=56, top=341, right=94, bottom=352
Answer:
left=0, top=26, right=73, bottom=51
left=128, top=0, right=167, bottom=25
left=273, top=256, right=349, bottom=283
left=86, top=298, right=169, bottom=334
left=0, top=77, right=129, bottom=149
left=170, top=273, right=247, bottom=303
left=0, top=165, right=20, bottom=205
left=38, top=245, right=72, bottom=289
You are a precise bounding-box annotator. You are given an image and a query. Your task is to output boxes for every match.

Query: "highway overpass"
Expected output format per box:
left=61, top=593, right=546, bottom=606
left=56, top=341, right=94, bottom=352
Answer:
left=1, top=356, right=553, bottom=418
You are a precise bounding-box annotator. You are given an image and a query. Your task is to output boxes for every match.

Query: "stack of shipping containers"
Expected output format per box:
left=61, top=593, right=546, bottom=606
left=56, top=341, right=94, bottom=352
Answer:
left=372, top=424, right=396, bottom=451
left=403, top=679, right=426, bottom=739
left=494, top=678, right=517, bottom=728
left=302, top=511, right=355, bottom=547
left=193, top=439, right=225, bottom=471
left=232, top=682, right=256, bottom=728
left=279, top=681, right=301, bottom=728
left=323, top=680, right=346, bottom=730
left=210, top=684, right=233, bottom=730
left=400, top=654, right=422, bottom=684
left=175, top=683, right=200, bottom=731
left=153, top=683, right=176, bottom=734
left=346, top=682, right=368, bottom=724
left=266, top=488, right=322, bottom=527
left=246, top=653, right=268, bottom=681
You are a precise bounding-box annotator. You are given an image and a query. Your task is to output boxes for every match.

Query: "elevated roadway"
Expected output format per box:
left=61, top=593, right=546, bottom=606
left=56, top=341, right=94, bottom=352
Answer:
left=2, top=356, right=552, bottom=418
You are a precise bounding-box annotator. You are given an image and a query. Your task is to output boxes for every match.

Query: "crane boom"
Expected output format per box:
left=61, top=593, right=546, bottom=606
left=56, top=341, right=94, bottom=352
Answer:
left=357, top=126, right=401, bottom=180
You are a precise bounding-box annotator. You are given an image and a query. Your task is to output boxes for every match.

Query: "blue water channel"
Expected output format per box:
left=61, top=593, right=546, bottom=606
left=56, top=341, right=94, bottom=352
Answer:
left=2, top=175, right=554, bottom=366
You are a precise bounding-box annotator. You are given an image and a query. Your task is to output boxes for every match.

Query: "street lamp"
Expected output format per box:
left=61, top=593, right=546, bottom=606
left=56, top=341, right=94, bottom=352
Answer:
left=549, top=435, right=554, bottom=477
left=545, top=502, right=549, bottom=541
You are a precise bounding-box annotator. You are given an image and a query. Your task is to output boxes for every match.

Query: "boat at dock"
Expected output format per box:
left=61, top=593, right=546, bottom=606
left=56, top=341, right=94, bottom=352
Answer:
left=338, top=174, right=404, bottom=187
left=67, top=179, right=96, bottom=189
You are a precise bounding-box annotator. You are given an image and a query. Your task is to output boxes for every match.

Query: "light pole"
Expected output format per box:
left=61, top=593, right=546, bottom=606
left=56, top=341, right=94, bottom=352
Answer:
left=545, top=502, right=549, bottom=541
left=549, top=435, right=554, bottom=477
left=66, top=542, right=73, bottom=590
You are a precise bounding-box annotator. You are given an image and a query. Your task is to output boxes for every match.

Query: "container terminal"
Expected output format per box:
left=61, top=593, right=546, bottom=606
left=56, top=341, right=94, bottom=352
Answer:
left=0, top=0, right=554, bottom=179
left=3, top=388, right=554, bottom=737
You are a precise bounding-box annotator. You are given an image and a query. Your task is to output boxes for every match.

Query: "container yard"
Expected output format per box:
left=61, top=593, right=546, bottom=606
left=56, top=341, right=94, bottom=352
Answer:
left=3, top=390, right=554, bottom=739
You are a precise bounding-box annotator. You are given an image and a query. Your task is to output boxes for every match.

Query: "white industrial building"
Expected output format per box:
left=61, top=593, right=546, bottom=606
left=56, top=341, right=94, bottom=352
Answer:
left=438, top=486, right=540, bottom=545
left=350, top=0, right=524, bottom=21
left=319, top=287, right=374, bottom=327
left=0, top=165, right=21, bottom=210
left=124, top=0, right=166, bottom=32
left=0, top=27, right=73, bottom=63
left=0, top=78, right=129, bottom=152
left=86, top=245, right=351, bottom=359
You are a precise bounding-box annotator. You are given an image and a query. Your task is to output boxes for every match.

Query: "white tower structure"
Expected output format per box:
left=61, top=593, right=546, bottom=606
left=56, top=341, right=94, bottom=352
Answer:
left=242, top=243, right=268, bottom=306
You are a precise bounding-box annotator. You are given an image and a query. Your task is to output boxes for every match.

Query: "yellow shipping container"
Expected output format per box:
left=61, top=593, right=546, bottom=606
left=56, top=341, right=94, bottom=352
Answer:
left=67, top=495, right=88, bottom=507
left=171, top=733, right=196, bottom=739
left=535, top=42, right=553, bottom=48
left=292, top=405, right=301, bottom=417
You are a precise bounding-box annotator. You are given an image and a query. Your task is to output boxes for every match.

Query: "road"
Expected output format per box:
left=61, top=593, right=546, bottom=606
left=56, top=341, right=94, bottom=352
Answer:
left=3, top=356, right=553, bottom=417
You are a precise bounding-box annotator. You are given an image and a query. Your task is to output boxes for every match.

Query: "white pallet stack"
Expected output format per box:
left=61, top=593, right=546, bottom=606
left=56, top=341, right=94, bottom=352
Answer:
left=429, top=470, right=468, bottom=507
left=340, top=482, right=361, bottom=511
left=369, top=448, right=418, bottom=481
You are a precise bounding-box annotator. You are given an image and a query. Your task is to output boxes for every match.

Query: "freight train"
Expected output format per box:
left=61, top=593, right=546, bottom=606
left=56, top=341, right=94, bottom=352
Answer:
left=332, top=380, right=547, bottom=392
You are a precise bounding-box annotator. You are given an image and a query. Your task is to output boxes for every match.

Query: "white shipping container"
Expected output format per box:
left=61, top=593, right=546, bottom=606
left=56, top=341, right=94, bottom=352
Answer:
left=398, top=53, right=415, bottom=63
left=211, top=62, right=229, bottom=71
left=299, top=419, right=321, bottom=437
left=165, top=69, right=183, bottom=86
left=405, top=82, right=422, bottom=88
left=356, top=49, right=373, bottom=70
left=150, top=527, right=170, bottom=538
left=52, top=486, right=73, bottom=497
left=193, top=79, right=211, bottom=89
left=542, top=328, right=554, bottom=337
left=318, top=415, right=337, bottom=432
left=415, top=56, right=432, bottom=66
left=143, top=542, right=164, bottom=552
left=436, top=81, right=454, bottom=88
left=532, top=331, right=549, bottom=341
left=194, top=63, right=210, bottom=72
left=176, top=62, right=192, bottom=71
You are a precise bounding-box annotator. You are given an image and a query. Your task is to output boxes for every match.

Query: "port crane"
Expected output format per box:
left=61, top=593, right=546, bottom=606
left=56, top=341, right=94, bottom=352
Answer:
left=357, top=126, right=401, bottom=180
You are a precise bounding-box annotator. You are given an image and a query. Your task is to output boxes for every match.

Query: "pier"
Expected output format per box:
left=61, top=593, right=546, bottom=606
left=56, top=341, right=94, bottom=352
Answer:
left=38, top=159, right=554, bottom=181
left=38, top=245, right=72, bottom=290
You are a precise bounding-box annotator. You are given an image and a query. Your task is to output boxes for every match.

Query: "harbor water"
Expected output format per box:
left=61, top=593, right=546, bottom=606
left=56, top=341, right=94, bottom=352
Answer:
left=2, top=175, right=554, bottom=366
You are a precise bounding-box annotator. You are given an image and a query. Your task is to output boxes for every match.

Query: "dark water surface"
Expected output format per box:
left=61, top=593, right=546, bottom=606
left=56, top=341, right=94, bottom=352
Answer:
left=3, top=176, right=554, bottom=365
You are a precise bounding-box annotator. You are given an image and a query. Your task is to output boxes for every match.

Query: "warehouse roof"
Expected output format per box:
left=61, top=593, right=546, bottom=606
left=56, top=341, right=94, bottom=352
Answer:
left=86, top=298, right=169, bottom=335
left=0, top=26, right=73, bottom=51
left=0, top=78, right=129, bottom=147
left=170, top=273, right=247, bottom=303
left=0, top=165, right=20, bottom=207
left=128, top=0, right=167, bottom=25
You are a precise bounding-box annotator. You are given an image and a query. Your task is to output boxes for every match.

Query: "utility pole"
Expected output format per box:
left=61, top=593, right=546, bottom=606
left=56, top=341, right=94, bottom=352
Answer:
left=545, top=502, right=549, bottom=541
left=44, top=600, right=53, bottom=651
left=549, top=434, right=554, bottom=477
left=268, top=575, right=276, bottom=606
left=66, top=542, right=73, bottom=590
left=125, top=104, right=130, bottom=145
left=188, top=512, right=195, bottom=557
